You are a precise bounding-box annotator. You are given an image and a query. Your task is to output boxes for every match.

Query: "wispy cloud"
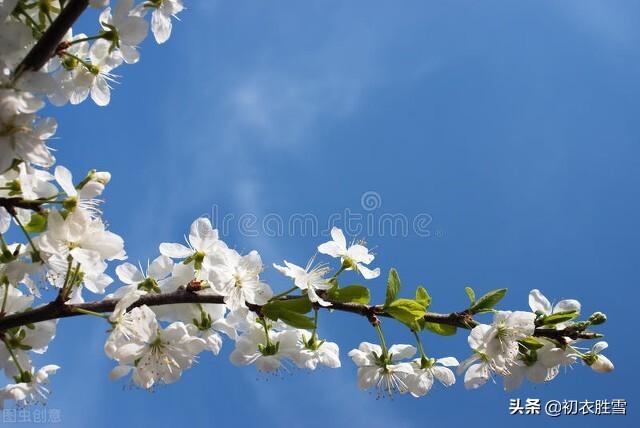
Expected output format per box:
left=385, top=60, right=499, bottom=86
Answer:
left=557, top=0, right=638, bottom=45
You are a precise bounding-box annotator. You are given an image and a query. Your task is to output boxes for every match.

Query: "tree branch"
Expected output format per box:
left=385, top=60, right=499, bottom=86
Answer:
left=13, top=0, right=89, bottom=79
left=0, top=197, right=45, bottom=213
left=0, top=286, right=598, bottom=342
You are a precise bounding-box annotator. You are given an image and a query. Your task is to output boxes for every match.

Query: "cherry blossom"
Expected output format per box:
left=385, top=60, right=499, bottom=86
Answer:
left=318, top=227, right=380, bottom=279
left=348, top=342, right=415, bottom=397
left=273, top=259, right=332, bottom=306
left=406, top=356, right=458, bottom=397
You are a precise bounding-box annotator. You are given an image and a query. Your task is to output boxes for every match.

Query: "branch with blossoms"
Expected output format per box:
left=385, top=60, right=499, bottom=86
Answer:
left=0, top=0, right=613, bottom=409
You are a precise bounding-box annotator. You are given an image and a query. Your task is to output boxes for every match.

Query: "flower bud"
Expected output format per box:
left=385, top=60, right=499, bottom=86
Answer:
left=590, top=355, right=614, bottom=373
left=588, top=312, right=607, bottom=325
left=92, top=171, right=111, bottom=185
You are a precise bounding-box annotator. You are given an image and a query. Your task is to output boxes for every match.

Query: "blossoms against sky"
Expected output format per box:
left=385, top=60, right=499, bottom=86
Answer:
left=0, top=0, right=613, bottom=410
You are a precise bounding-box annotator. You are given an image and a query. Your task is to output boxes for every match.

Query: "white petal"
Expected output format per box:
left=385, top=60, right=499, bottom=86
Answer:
left=528, top=289, right=552, bottom=314
left=151, top=9, right=172, bottom=44
left=357, top=264, right=380, bottom=280
left=432, top=366, right=456, bottom=387
left=553, top=299, right=581, bottom=314
left=388, top=344, right=416, bottom=361
left=54, top=165, right=77, bottom=197
left=159, top=242, right=192, bottom=258
left=109, top=365, right=132, bottom=380
left=115, top=263, right=144, bottom=284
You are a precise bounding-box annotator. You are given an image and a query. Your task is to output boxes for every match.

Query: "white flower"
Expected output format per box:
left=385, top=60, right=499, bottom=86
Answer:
left=115, top=255, right=173, bottom=293
left=99, top=0, right=148, bottom=64
left=317, top=227, right=380, bottom=279
left=456, top=353, right=492, bottom=390
left=0, top=365, right=60, bottom=408
left=159, top=217, right=227, bottom=267
left=107, top=310, right=206, bottom=389
left=503, top=341, right=571, bottom=391
left=143, top=0, right=185, bottom=44
left=583, top=341, right=614, bottom=373
left=0, top=286, right=56, bottom=376
left=54, top=166, right=110, bottom=215
left=273, top=259, right=332, bottom=306
left=39, top=209, right=126, bottom=265
left=406, top=356, right=458, bottom=397
left=154, top=298, right=234, bottom=355
left=105, top=305, right=158, bottom=359
left=109, top=288, right=147, bottom=323
left=0, top=285, right=33, bottom=315
left=529, top=289, right=580, bottom=328
left=62, top=39, right=122, bottom=106
left=0, top=20, right=32, bottom=70
left=37, top=209, right=125, bottom=299
left=48, top=31, right=90, bottom=106
left=348, top=342, right=415, bottom=397
left=0, top=105, right=57, bottom=171
left=289, top=331, right=341, bottom=370
left=459, top=310, right=535, bottom=389
left=230, top=324, right=298, bottom=373
left=205, top=248, right=273, bottom=311
left=473, top=311, right=535, bottom=368
left=0, top=163, right=57, bottom=200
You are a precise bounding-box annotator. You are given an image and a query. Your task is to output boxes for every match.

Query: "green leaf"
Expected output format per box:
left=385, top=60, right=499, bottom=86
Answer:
left=275, top=310, right=315, bottom=329
left=541, top=311, right=579, bottom=325
left=464, top=286, right=475, bottom=304
left=469, top=288, right=507, bottom=313
left=326, top=285, right=370, bottom=304
left=423, top=322, right=457, bottom=336
left=384, top=268, right=401, bottom=307
left=519, top=337, right=545, bottom=350
left=24, top=213, right=47, bottom=233
left=415, top=286, right=431, bottom=309
left=385, top=298, right=425, bottom=328
left=265, top=297, right=312, bottom=314
left=262, top=301, right=315, bottom=329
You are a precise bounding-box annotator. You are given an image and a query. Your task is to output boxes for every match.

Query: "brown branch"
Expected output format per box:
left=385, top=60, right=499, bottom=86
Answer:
left=0, top=286, right=598, bottom=343
left=0, top=197, right=46, bottom=213
left=13, top=0, right=89, bottom=79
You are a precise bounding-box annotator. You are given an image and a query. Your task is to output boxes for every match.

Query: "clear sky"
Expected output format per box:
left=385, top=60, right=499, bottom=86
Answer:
left=26, top=0, right=639, bottom=427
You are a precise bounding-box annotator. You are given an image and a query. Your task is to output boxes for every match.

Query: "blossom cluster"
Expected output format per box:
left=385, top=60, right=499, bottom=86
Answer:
left=0, top=0, right=184, bottom=406
left=0, top=0, right=613, bottom=411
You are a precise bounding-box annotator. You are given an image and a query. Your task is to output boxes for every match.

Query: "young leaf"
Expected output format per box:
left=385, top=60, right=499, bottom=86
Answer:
left=384, top=268, right=401, bottom=307
left=415, top=286, right=431, bottom=309
left=326, top=285, right=370, bottom=304
left=541, top=311, right=579, bottom=325
left=465, top=286, right=475, bottom=304
left=263, top=297, right=312, bottom=315
left=385, top=298, right=425, bottom=328
left=469, top=288, right=507, bottom=314
left=262, top=302, right=315, bottom=329
left=423, top=322, right=457, bottom=336
left=519, top=337, right=545, bottom=350
left=274, top=310, right=315, bottom=329
left=24, top=213, right=47, bottom=233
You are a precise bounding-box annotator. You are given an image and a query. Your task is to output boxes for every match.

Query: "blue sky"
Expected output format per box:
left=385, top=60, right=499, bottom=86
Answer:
left=18, top=0, right=640, bottom=426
